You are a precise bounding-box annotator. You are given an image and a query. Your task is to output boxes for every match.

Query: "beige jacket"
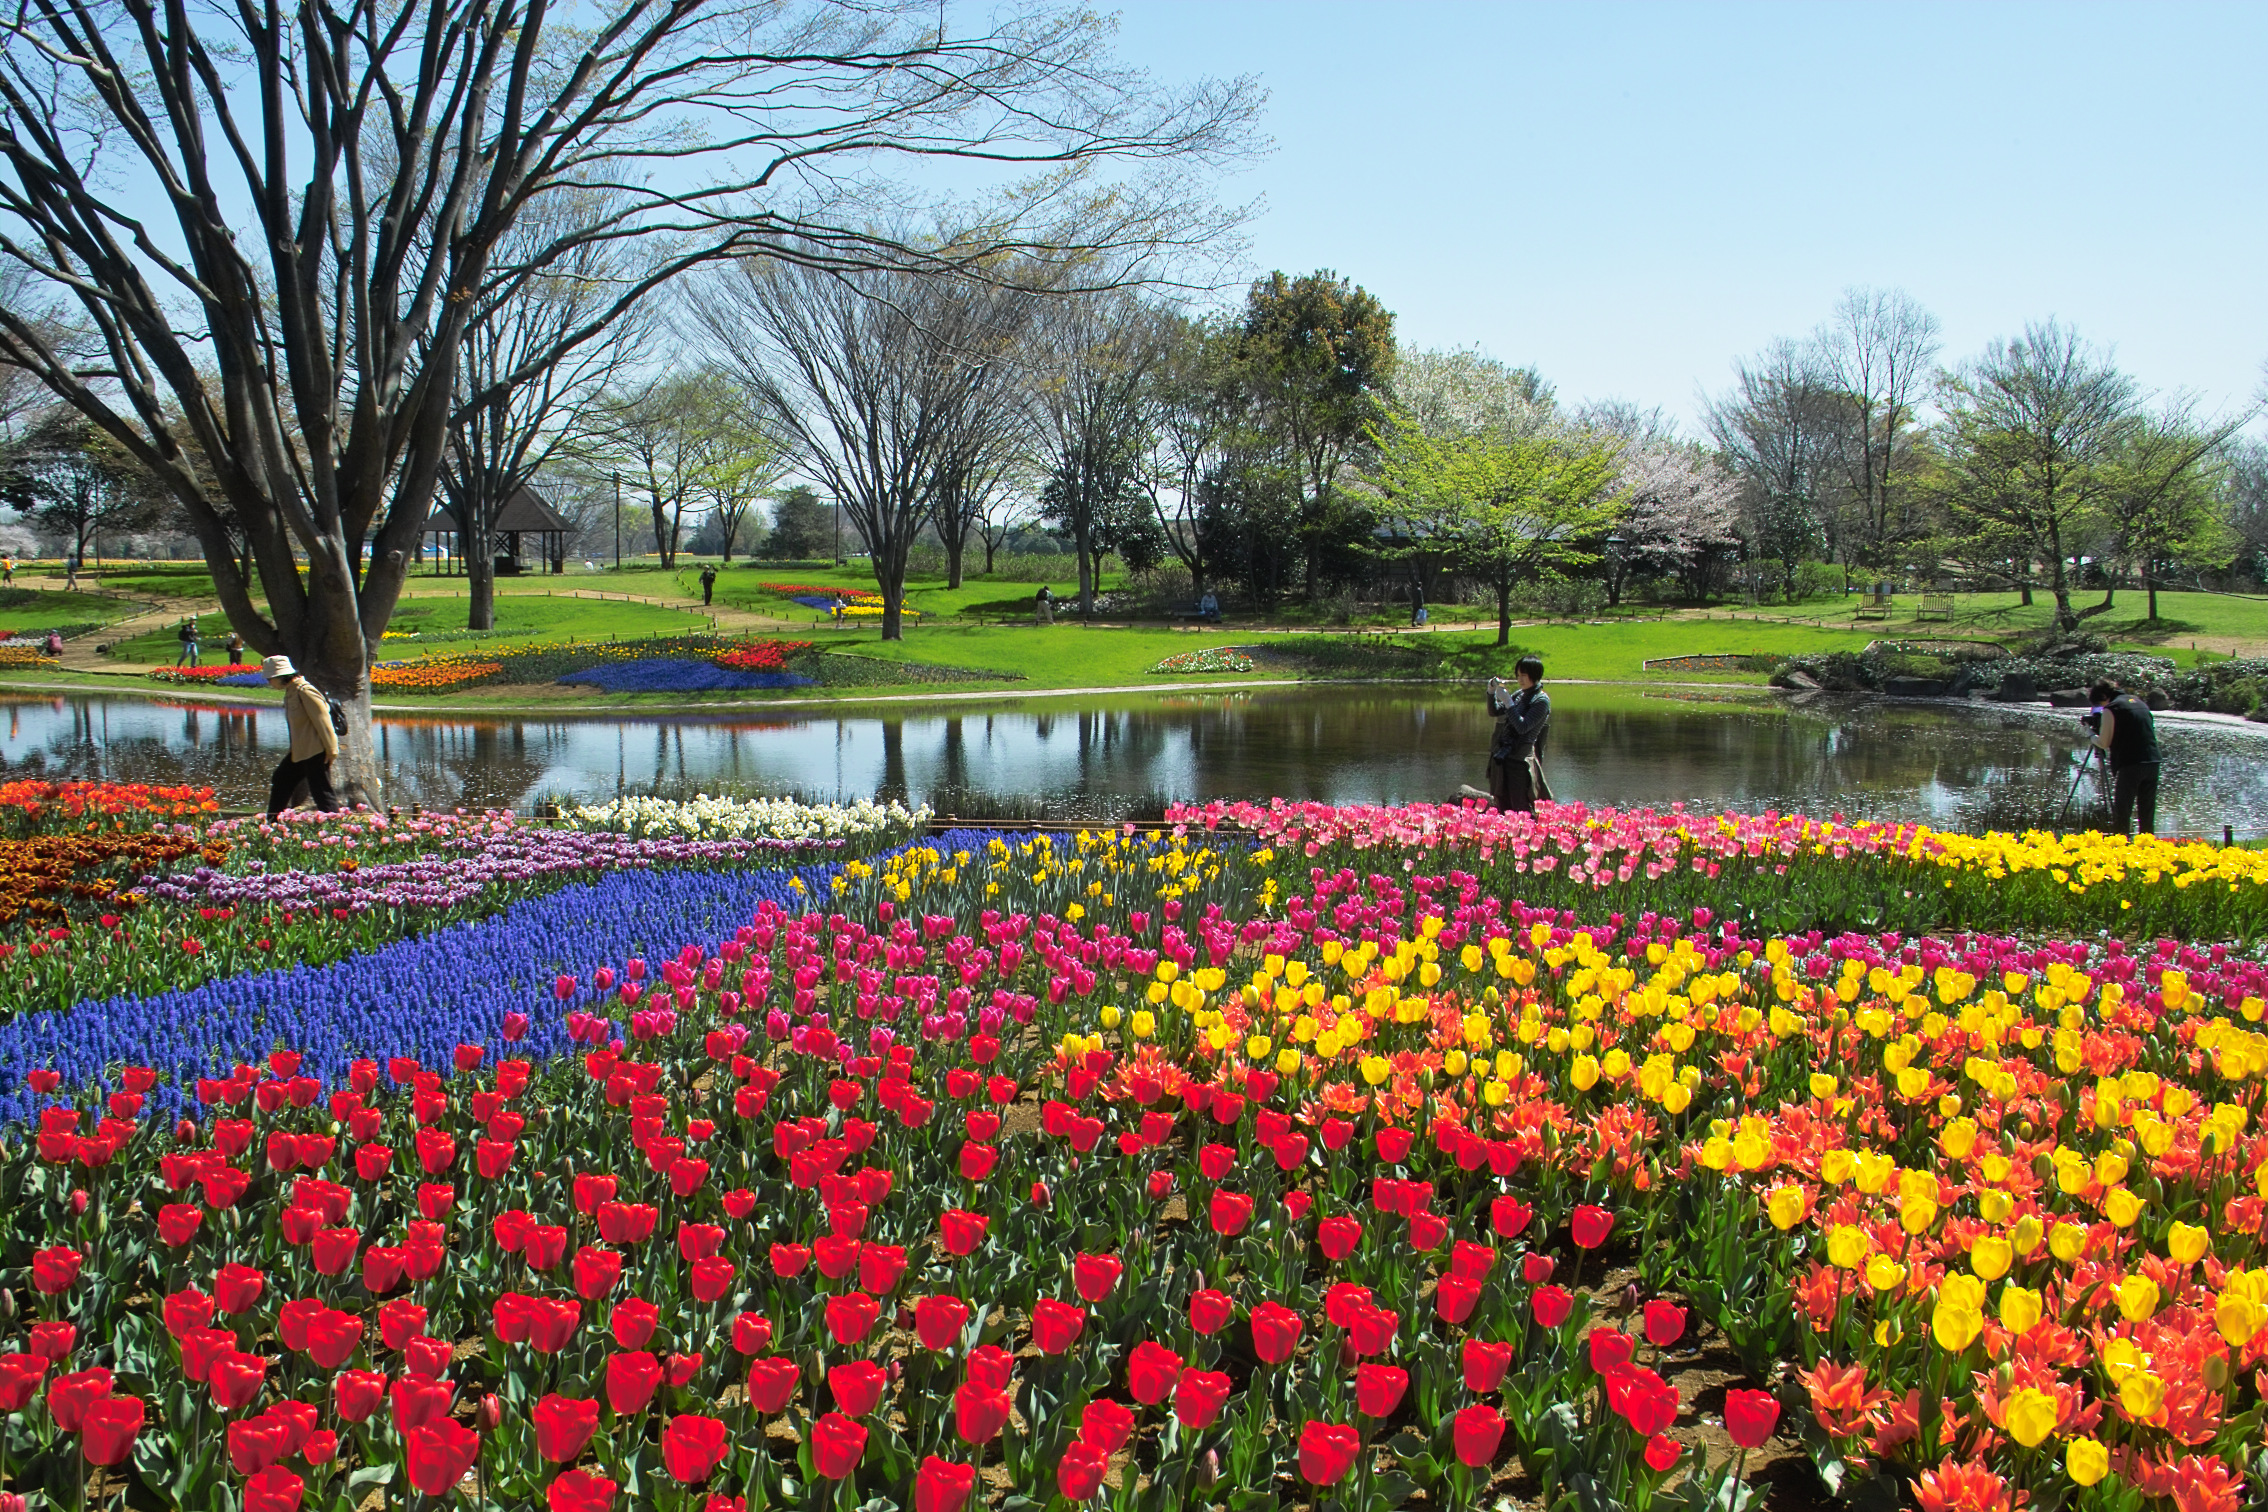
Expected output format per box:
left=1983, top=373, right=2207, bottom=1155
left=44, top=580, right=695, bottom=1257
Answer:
left=282, top=679, right=340, bottom=763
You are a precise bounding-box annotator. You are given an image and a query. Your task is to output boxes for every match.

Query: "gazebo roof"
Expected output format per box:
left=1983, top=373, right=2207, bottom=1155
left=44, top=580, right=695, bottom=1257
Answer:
left=424, top=485, right=573, bottom=534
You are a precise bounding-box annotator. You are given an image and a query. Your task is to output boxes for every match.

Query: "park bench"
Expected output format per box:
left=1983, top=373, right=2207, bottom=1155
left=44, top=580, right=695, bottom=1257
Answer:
left=1853, top=585, right=1894, bottom=621
left=1915, top=592, right=1955, bottom=622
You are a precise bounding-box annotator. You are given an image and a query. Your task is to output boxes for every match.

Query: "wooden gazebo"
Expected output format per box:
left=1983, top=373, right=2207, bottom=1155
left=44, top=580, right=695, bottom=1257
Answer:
left=423, top=486, right=573, bottom=575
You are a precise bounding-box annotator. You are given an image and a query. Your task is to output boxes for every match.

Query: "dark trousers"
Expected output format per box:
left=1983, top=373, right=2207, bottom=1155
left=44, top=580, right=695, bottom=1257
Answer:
left=2110, top=762, right=2158, bottom=837
left=1489, top=755, right=1535, bottom=814
left=268, top=755, right=340, bottom=818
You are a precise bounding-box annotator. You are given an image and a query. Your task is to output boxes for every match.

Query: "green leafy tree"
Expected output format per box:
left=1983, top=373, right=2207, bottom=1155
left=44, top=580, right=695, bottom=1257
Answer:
left=1369, top=412, right=1625, bottom=646
left=1235, top=271, right=1397, bottom=601
left=2103, top=404, right=2253, bottom=620
left=766, top=486, right=834, bottom=561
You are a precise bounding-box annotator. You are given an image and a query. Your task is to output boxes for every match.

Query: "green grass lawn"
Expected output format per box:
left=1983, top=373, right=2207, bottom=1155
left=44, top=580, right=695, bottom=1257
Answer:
left=0, top=588, right=137, bottom=633
left=701, top=562, right=1135, bottom=624
left=107, top=590, right=711, bottom=662
left=1769, top=587, right=2268, bottom=652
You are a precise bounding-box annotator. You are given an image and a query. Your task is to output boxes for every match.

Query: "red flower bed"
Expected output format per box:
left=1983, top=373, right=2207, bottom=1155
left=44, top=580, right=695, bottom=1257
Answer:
left=711, top=641, right=815, bottom=673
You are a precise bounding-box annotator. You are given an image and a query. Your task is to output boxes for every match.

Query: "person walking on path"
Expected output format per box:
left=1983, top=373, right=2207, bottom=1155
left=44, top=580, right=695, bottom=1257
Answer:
left=699, top=564, right=718, bottom=606
left=262, top=654, right=342, bottom=817
left=64, top=558, right=78, bottom=591
left=175, top=618, right=201, bottom=667
left=1410, top=581, right=1426, bottom=627
left=2089, top=677, right=2161, bottom=837
left=1034, top=585, right=1054, bottom=626
left=2, top=556, right=13, bottom=585
left=226, top=629, right=245, bottom=666
left=1486, top=655, right=1552, bottom=814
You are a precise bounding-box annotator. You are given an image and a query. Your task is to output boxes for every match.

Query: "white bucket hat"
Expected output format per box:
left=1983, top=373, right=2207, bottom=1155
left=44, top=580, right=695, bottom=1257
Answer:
left=261, top=654, right=298, bottom=681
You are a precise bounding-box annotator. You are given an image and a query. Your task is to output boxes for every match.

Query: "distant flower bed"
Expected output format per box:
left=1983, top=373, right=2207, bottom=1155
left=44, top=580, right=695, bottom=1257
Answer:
left=713, top=640, right=813, bottom=672
left=371, top=657, right=505, bottom=691
left=0, top=644, right=50, bottom=669
left=761, top=582, right=880, bottom=601
left=1, top=780, right=219, bottom=835
left=565, top=793, right=927, bottom=842
left=836, top=603, right=918, bottom=620
left=143, top=665, right=244, bottom=683
left=558, top=658, right=815, bottom=694
left=1150, top=647, right=1257, bottom=674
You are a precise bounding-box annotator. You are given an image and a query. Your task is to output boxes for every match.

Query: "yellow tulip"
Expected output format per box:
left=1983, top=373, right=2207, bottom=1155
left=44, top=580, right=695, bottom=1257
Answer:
left=1661, top=1082, right=1692, bottom=1115
left=1978, top=1189, right=2014, bottom=1224
left=1766, top=1185, right=1806, bottom=1231
left=2116, top=1274, right=2159, bottom=1323
left=1866, top=1255, right=1906, bottom=1293
left=1569, top=1054, right=1600, bottom=1092
left=1901, top=1194, right=1940, bottom=1235
left=1826, top=1226, right=1871, bottom=1271
left=1359, top=1055, right=1390, bottom=1086
left=1854, top=1151, right=1894, bottom=1194
left=2103, top=1188, right=2142, bottom=1229
left=1275, top=1048, right=1303, bottom=1077
left=2003, top=1387, right=2059, bottom=1448
left=2099, top=1336, right=2144, bottom=1382
left=2215, top=1293, right=2265, bottom=1348
left=2117, top=1371, right=2165, bottom=1420
left=2012, top=1215, right=2045, bottom=1257
left=1940, top=1118, right=1978, bottom=1160
left=2166, top=1222, right=2210, bottom=1266
left=1820, top=1149, right=1856, bottom=1185
left=2049, top=1222, right=2089, bottom=1264
left=1969, top=1235, right=2014, bottom=1283
left=1999, top=1285, right=2043, bottom=1334
left=1932, top=1291, right=1983, bottom=1352
left=2065, top=1438, right=2110, bottom=1487
left=1809, top=1073, right=1838, bottom=1100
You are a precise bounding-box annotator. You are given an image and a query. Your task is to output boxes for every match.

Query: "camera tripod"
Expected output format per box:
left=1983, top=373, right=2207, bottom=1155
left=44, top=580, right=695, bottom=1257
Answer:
left=2057, top=746, right=2106, bottom=827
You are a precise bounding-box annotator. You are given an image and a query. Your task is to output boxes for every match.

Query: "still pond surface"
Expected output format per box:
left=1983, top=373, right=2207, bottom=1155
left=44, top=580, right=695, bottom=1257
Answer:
left=5, top=686, right=2267, bottom=837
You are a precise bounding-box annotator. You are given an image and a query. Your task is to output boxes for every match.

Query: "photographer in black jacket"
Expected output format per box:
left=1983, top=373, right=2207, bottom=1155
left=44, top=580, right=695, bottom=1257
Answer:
left=2085, top=678, right=2160, bottom=837
left=1486, top=656, right=1551, bottom=813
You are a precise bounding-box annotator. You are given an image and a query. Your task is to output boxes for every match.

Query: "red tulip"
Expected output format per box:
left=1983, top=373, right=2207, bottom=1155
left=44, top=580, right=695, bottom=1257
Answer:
left=916, top=1456, right=976, bottom=1512
left=1031, top=1298, right=1086, bottom=1355
left=534, top=1394, right=601, bottom=1464
left=953, top=1382, right=1011, bottom=1445
left=957, top=1143, right=998, bottom=1181
left=1318, top=1216, right=1362, bottom=1261
left=606, top=1351, right=663, bottom=1417
left=965, top=1345, right=1015, bottom=1394
left=210, top=1350, right=269, bottom=1410
left=745, top=1358, right=800, bottom=1415
left=938, top=1210, right=989, bottom=1256
left=211, top=1264, right=265, bottom=1315
left=731, top=1313, right=774, bottom=1355
left=1298, top=1420, right=1360, bottom=1487
left=1080, top=1397, right=1135, bottom=1453
left=228, top=1415, right=292, bottom=1475
left=334, top=1370, right=386, bottom=1424
left=1532, top=1285, right=1573, bottom=1329
left=1355, top=1362, right=1408, bottom=1418
left=1462, top=1338, right=1514, bottom=1393
left=1408, top=1212, right=1449, bottom=1251
left=1127, top=1341, right=1183, bottom=1405
left=828, top=1361, right=886, bottom=1418
left=527, top=1298, right=581, bottom=1355
left=391, top=1378, right=456, bottom=1433
left=1521, top=1252, right=1556, bottom=1284
left=0, top=1355, right=47, bottom=1413
left=1453, top=1403, right=1505, bottom=1468
left=378, top=1299, right=428, bottom=1351
left=31, top=1246, right=82, bottom=1294
left=1570, top=1205, right=1614, bottom=1250
left=243, top=1465, right=305, bottom=1512
left=404, top=1420, right=480, bottom=1496
left=769, top=1243, right=810, bottom=1277
left=1188, top=1289, right=1235, bottom=1336
left=1056, top=1441, right=1110, bottom=1503
left=915, top=1295, right=971, bottom=1352
left=856, top=1246, right=906, bottom=1296
left=1644, top=1300, right=1687, bottom=1348
left=306, top=1309, right=364, bottom=1371
left=310, top=1228, right=358, bottom=1277
left=1208, top=1190, right=1254, bottom=1236
left=1347, top=1303, right=1398, bottom=1357
left=1490, top=1196, right=1533, bottom=1238
left=825, top=1292, right=880, bottom=1345
left=523, top=1225, right=569, bottom=1271
left=1375, top=1127, right=1414, bottom=1163
left=1174, top=1368, right=1232, bottom=1429
left=573, top=1247, right=624, bottom=1301
left=809, top=1412, right=867, bottom=1480
left=548, top=1469, right=618, bottom=1512
left=1072, top=1253, right=1123, bottom=1303
left=662, top=1415, right=731, bottom=1484
left=1250, top=1301, right=1303, bottom=1364
left=1435, top=1274, right=1481, bottom=1326
left=1724, top=1389, right=1780, bottom=1449
left=689, top=1257, right=736, bottom=1303
left=1588, top=1327, right=1635, bottom=1376
left=48, top=1366, right=111, bottom=1432
left=80, top=1395, right=145, bottom=1465
left=611, top=1299, right=660, bottom=1351
left=158, top=1203, right=204, bottom=1247
left=28, top=1322, right=73, bottom=1363
left=814, top=1235, right=862, bottom=1280
left=1607, top=1367, right=1679, bottom=1437
left=1644, top=1434, right=1682, bottom=1472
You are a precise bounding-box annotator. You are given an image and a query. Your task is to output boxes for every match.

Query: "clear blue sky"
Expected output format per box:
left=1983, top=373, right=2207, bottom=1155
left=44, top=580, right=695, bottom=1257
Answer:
left=1107, top=0, right=2268, bottom=432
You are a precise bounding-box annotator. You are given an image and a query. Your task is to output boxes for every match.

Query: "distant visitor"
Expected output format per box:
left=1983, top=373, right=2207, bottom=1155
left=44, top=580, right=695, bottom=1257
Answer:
left=1487, top=656, right=1551, bottom=813
left=700, top=564, right=718, bottom=605
left=2087, top=678, right=2160, bottom=837
left=262, top=655, right=342, bottom=818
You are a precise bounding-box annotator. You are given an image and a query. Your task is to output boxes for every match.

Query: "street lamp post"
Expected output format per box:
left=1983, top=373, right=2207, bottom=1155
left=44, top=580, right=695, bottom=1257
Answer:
left=613, top=473, right=622, bottom=570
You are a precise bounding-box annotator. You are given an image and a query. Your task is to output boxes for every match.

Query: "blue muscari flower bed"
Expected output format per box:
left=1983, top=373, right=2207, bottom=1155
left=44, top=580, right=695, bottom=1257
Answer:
left=557, top=658, right=815, bottom=694
left=0, top=830, right=1013, bottom=1126
left=216, top=672, right=267, bottom=687
left=791, top=595, right=838, bottom=610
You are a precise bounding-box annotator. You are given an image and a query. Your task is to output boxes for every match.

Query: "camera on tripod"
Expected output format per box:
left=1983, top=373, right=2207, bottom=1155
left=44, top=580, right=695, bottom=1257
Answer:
left=2079, top=708, right=2103, bottom=733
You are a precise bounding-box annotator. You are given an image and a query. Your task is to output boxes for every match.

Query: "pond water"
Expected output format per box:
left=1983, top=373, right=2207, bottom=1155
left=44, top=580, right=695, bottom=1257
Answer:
left=6, top=686, right=2268, bottom=837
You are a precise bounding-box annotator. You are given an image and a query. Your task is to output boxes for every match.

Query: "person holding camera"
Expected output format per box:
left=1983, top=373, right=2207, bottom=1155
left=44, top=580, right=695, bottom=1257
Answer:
left=1487, top=655, right=1551, bottom=813
left=2086, top=678, right=2159, bottom=837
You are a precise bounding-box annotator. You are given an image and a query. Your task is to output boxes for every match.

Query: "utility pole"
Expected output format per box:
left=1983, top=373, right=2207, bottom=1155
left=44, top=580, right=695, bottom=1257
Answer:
left=613, top=473, right=622, bottom=570
left=832, top=497, right=841, bottom=563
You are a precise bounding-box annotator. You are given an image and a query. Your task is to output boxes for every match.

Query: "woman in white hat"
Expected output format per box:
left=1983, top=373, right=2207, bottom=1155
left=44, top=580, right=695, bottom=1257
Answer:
left=262, top=654, right=342, bottom=817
